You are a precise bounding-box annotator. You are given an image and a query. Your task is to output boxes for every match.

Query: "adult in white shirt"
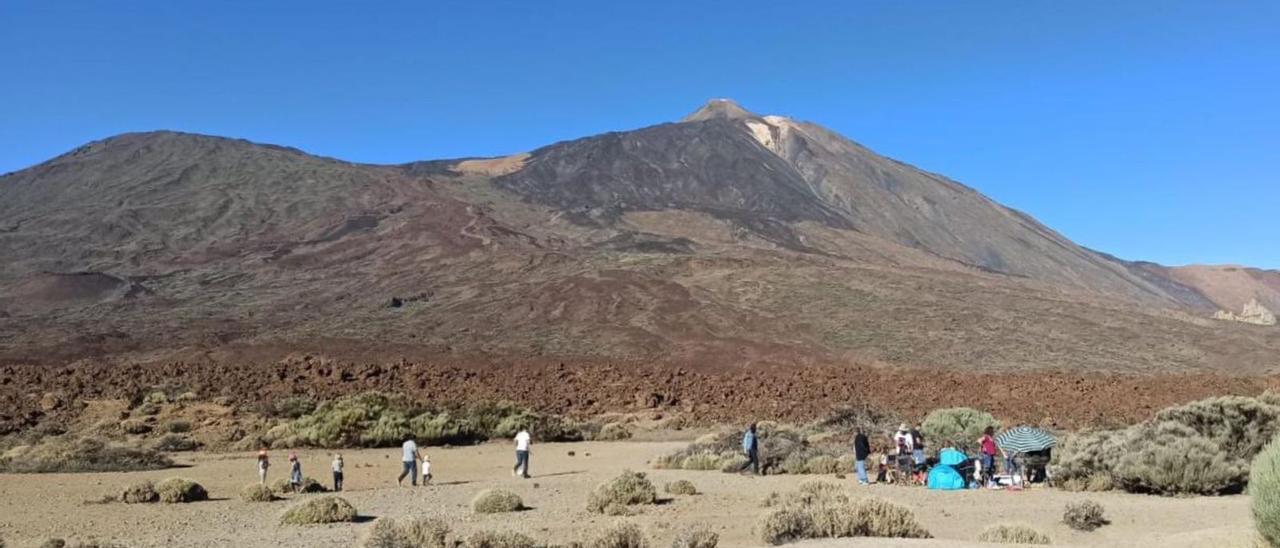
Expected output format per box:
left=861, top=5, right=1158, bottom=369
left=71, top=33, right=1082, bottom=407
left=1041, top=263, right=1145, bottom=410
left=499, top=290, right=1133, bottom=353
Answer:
left=513, top=428, right=532, bottom=479
left=398, top=436, right=421, bottom=486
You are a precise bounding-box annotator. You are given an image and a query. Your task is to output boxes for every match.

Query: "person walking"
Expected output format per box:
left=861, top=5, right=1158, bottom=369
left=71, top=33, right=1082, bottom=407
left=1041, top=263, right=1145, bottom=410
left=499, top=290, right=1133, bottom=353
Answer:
left=257, top=448, right=270, bottom=485
left=853, top=428, right=871, bottom=485
left=738, top=422, right=760, bottom=475
left=288, top=451, right=302, bottom=493
left=331, top=453, right=344, bottom=492
left=398, top=436, right=420, bottom=486
left=421, top=453, right=433, bottom=485
left=978, top=426, right=998, bottom=488
left=513, top=427, right=532, bottom=479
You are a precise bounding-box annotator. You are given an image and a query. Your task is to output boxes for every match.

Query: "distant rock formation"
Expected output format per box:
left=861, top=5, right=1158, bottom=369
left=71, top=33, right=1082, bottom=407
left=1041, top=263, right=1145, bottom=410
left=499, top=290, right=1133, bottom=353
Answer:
left=1213, top=298, right=1278, bottom=326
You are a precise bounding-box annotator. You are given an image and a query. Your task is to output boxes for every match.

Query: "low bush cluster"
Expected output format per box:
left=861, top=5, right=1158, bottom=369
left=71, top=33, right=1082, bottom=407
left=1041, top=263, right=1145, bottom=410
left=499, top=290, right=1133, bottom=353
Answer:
left=281, top=496, right=358, bottom=525
left=1052, top=395, right=1280, bottom=495
left=262, top=393, right=585, bottom=449
left=363, top=517, right=452, bottom=548
left=271, top=476, right=328, bottom=495
left=472, top=489, right=525, bottom=513
left=587, top=471, right=657, bottom=513
left=156, top=477, right=208, bottom=503
left=653, top=425, right=846, bottom=475
left=151, top=434, right=198, bottom=452
left=1251, top=437, right=1280, bottom=547
left=120, top=480, right=158, bottom=504
left=241, top=483, right=277, bottom=502
left=467, top=530, right=540, bottom=548
left=757, top=481, right=929, bottom=544
left=589, top=522, right=649, bottom=548
left=1063, top=500, right=1108, bottom=531
left=977, top=524, right=1051, bottom=545
left=664, top=480, right=698, bottom=496
left=920, top=407, right=1000, bottom=455
left=670, top=526, right=718, bottom=548
left=0, top=436, right=172, bottom=473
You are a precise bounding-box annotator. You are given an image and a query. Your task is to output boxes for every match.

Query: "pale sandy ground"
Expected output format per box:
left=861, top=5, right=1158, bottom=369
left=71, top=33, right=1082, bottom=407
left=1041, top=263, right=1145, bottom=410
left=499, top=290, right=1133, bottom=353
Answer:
left=0, top=441, right=1256, bottom=548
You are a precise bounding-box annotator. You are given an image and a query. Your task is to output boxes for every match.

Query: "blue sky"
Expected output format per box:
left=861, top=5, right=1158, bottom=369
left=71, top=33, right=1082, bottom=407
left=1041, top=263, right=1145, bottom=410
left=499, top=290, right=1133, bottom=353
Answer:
left=2, top=1, right=1277, bottom=268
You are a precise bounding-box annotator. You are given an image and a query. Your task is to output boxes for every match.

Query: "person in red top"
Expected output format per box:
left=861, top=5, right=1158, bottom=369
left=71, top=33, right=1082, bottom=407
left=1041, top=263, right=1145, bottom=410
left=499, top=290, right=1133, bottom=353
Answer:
left=978, top=426, right=998, bottom=487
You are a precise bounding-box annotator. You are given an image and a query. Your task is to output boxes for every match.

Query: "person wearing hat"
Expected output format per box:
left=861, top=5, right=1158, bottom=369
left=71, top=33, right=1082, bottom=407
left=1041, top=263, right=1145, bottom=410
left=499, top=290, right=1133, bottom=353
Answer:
left=893, top=424, right=915, bottom=482
left=256, top=448, right=270, bottom=485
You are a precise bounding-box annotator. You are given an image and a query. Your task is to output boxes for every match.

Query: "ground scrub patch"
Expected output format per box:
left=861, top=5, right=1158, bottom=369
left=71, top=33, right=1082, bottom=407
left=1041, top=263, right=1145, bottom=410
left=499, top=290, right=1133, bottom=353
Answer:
left=1252, top=437, right=1280, bottom=547
left=240, top=483, right=276, bottom=502
left=670, top=526, right=718, bottom=548
left=120, top=480, right=158, bottom=503
left=589, top=522, right=649, bottom=548
left=271, top=476, right=328, bottom=495
left=1053, top=395, right=1280, bottom=495
left=758, top=481, right=929, bottom=544
left=587, top=470, right=658, bottom=513
left=262, top=392, right=585, bottom=449
left=472, top=488, right=525, bottom=513
left=1063, top=499, right=1108, bottom=531
left=281, top=496, right=358, bottom=525
left=653, top=424, right=849, bottom=475
left=0, top=436, right=172, bottom=473
left=665, top=479, right=697, bottom=495
left=977, top=524, right=1051, bottom=544
left=156, top=478, right=208, bottom=503
left=466, top=530, right=540, bottom=548
left=363, top=517, right=452, bottom=548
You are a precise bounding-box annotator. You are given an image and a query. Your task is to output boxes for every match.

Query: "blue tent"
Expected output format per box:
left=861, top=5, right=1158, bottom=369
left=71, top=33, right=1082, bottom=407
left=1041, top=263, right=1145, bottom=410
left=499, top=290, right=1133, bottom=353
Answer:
left=927, top=448, right=969, bottom=490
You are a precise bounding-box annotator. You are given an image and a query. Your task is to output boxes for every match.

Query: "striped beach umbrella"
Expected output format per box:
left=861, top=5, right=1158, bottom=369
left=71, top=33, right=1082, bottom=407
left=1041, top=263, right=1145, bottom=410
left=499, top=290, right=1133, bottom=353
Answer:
left=995, top=426, right=1056, bottom=453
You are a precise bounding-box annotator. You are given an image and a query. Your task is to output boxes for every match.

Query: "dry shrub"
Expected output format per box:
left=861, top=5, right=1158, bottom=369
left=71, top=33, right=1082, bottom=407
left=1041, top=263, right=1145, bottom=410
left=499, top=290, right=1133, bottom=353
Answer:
left=656, top=425, right=810, bottom=475
left=156, top=477, right=208, bottom=503
left=472, top=489, right=525, bottom=513
left=604, top=502, right=634, bottom=516
left=590, top=522, right=649, bottom=548
left=281, top=496, right=358, bottom=525
left=38, top=540, right=124, bottom=548
left=1063, top=500, right=1108, bottom=531
left=1251, top=437, right=1280, bottom=547
left=758, top=484, right=928, bottom=544
left=151, top=434, right=198, bottom=452
left=165, top=420, right=192, bottom=433
left=362, top=517, right=452, bottom=548
left=718, top=454, right=748, bottom=473
left=664, top=480, right=698, bottom=496
left=271, top=476, right=328, bottom=495
left=670, top=526, right=718, bottom=548
left=977, top=524, right=1051, bottom=544
left=853, top=497, right=931, bottom=538
left=467, top=530, right=539, bottom=548
left=597, top=422, right=633, bottom=441
left=121, top=420, right=152, bottom=435
left=804, top=455, right=842, bottom=475
left=240, top=483, right=277, bottom=502
left=759, top=507, right=816, bottom=545
left=120, top=480, right=158, bottom=504
left=1154, top=396, right=1280, bottom=460
left=679, top=452, right=724, bottom=471
left=587, top=470, right=657, bottom=513
left=921, top=407, right=1000, bottom=454
left=0, top=436, right=172, bottom=473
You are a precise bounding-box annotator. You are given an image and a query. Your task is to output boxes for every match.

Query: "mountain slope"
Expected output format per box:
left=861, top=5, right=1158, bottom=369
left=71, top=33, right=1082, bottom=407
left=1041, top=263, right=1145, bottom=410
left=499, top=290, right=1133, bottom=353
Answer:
left=0, top=103, right=1276, bottom=372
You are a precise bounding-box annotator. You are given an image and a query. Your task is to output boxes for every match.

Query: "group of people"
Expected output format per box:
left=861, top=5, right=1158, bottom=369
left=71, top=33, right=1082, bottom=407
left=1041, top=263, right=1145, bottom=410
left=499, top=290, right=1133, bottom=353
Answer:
left=253, top=427, right=534, bottom=491
left=739, top=423, right=1037, bottom=489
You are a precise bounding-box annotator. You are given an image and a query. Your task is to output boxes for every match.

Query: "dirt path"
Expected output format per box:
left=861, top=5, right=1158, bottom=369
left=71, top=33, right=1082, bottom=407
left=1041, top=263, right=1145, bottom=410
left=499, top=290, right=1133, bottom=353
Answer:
left=0, top=442, right=1255, bottom=547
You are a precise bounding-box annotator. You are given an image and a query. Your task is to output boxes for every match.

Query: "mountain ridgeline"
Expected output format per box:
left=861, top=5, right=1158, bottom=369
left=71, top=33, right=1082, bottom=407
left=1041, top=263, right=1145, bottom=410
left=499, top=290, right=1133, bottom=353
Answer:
left=1, top=100, right=1276, bottom=371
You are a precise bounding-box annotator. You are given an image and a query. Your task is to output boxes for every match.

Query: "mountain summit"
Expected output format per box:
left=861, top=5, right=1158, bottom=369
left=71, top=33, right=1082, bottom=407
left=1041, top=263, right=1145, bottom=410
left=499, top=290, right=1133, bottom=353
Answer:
left=1, top=102, right=1275, bottom=371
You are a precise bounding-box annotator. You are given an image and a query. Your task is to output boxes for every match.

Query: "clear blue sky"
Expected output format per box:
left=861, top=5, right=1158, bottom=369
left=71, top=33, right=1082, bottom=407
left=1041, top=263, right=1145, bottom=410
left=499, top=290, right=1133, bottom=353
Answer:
left=2, top=1, right=1277, bottom=268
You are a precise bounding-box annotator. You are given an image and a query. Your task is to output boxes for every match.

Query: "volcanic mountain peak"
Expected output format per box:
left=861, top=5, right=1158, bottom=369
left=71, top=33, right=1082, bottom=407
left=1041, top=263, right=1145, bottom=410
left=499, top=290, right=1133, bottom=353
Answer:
left=682, top=98, right=759, bottom=122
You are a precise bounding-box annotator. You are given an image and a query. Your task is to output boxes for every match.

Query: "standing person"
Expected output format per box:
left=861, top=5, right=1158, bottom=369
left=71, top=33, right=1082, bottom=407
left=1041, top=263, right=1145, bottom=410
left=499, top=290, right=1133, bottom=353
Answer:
left=894, top=424, right=915, bottom=483
left=331, top=453, right=344, bottom=492
left=398, top=436, right=420, bottom=487
left=421, top=453, right=432, bottom=485
left=288, top=451, right=302, bottom=493
left=513, top=427, right=532, bottom=479
left=737, top=423, right=760, bottom=475
left=910, top=423, right=927, bottom=484
left=257, top=448, right=270, bottom=485
left=978, top=426, right=998, bottom=487
left=853, top=428, right=871, bottom=485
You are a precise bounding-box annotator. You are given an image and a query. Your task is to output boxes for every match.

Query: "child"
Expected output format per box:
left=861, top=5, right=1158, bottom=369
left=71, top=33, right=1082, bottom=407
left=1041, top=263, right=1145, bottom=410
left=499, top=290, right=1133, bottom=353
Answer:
left=876, top=453, right=889, bottom=484
left=288, top=451, right=302, bottom=493
left=421, top=454, right=432, bottom=486
left=257, top=449, right=270, bottom=485
left=332, top=453, right=344, bottom=492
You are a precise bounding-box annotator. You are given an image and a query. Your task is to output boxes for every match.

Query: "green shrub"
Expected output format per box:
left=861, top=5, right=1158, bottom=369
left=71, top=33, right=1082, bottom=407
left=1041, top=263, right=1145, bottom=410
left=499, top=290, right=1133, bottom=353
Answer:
left=921, top=408, right=1000, bottom=454
left=977, top=524, right=1051, bottom=544
left=1063, top=499, right=1108, bottom=531
left=120, top=480, right=158, bottom=503
left=757, top=485, right=928, bottom=544
left=597, top=422, right=633, bottom=441
left=679, top=452, right=723, bottom=471
left=156, top=477, right=208, bottom=503
left=363, top=517, right=452, bottom=548
left=472, top=489, right=525, bottom=513
left=165, top=420, right=192, bottom=433
left=1154, top=396, right=1280, bottom=460
left=144, top=391, right=169, bottom=405
left=588, top=470, right=658, bottom=513
left=240, top=483, right=276, bottom=502
left=0, top=436, right=172, bottom=473
left=1111, top=422, right=1246, bottom=495
left=670, top=526, right=718, bottom=548
left=121, top=420, right=152, bottom=435
left=1251, top=437, right=1280, bottom=547
left=273, top=396, right=317, bottom=419
left=281, top=496, right=358, bottom=525
left=467, top=530, right=540, bottom=548
left=151, top=434, right=198, bottom=452
left=664, top=480, right=697, bottom=495
left=590, top=522, right=649, bottom=548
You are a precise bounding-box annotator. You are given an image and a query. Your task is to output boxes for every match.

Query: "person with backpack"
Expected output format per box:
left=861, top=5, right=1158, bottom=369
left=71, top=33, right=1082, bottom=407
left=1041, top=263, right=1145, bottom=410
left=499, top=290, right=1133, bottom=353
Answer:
left=978, top=426, right=998, bottom=487
left=738, top=423, right=760, bottom=475
left=853, top=428, right=871, bottom=485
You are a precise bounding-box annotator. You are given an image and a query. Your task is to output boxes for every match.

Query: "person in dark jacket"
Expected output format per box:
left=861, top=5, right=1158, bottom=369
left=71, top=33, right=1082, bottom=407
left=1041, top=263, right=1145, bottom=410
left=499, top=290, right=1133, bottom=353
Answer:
left=738, top=422, right=760, bottom=475
left=853, top=428, right=871, bottom=485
